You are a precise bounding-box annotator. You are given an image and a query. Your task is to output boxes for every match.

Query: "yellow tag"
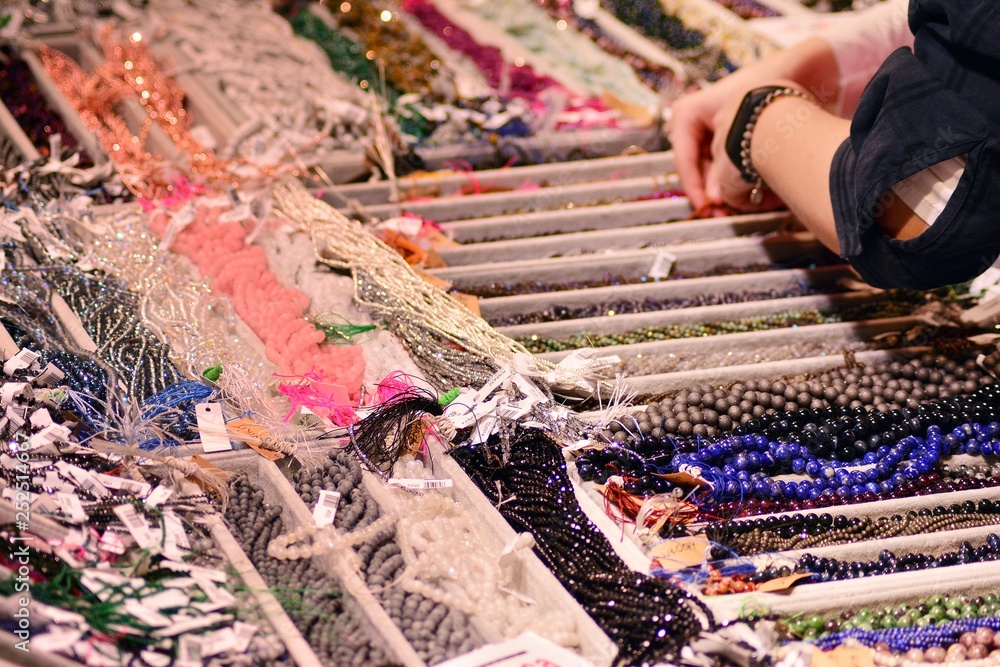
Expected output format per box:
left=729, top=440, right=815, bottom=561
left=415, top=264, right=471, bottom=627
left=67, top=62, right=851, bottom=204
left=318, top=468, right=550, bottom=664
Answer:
left=426, top=231, right=461, bottom=250
left=756, top=572, right=813, bottom=593
left=424, top=247, right=448, bottom=269
left=655, top=471, right=711, bottom=488
left=189, top=456, right=232, bottom=485
left=226, top=418, right=286, bottom=461
left=650, top=536, right=710, bottom=571
left=812, top=647, right=874, bottom=667
left=452, top=292, right=481, bottom=317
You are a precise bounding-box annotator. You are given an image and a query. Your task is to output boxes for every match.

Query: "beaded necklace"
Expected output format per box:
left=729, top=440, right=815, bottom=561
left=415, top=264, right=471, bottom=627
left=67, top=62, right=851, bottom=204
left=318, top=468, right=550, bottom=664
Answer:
left=453, top=428, right=715, bottom=665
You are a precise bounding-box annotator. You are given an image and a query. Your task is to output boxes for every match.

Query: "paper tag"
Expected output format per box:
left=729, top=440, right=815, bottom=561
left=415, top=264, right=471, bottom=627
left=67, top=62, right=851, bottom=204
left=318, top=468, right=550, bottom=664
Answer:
left=4, top=348, right=40, bottom=375
left=192, top=573, right=237, bottom=607
left=648, top=250, right=677, bottom=279
left=469, top=414, right=499, bottom=445
left=312, top=489, right=341, bottom=527
left=94, top=472, right=151, bottom=498
left=231, top=622, right=258, bottom=653
left=155, top=613, right=232, bottom=638
left=196, top=403, right=232, bottom=453
left=656, top=471, right=712, bottom=489
left=175, top=634, right=203, bottom=667
left=141, top=589, right=190, bottom=611
left=512, top=372, right=548, bottom=405
left=435, top=631, right=592, bottom=667
left=811, top=647, right=875, bottom=667
left=452, top=292, right=481, bottom=316
left=388, top=478, right=454, bottom=490
left=200, top=628, right=239, bottom=657
left=140, top=651, right=172, bottom=667
left=0, top=323, right=19, bottom=360
left=123, top=599, right=172, bottom=628
left=30, top=627, right=82, bottom=653
left=564, top=439, right=598, bottom=453
left=145, top=485, right=174, bottom=508
left=29, top=408, right=53, bottom=429
left=33, top=362, right=66, bottom=387
left=650, top=536, right=711, bottom=571
left=114, top=504, right=159, bottom=550
left=55, top=493, right=87, bottom=523
left=1, top=382, right=30, bottom=406
left=381, top=215, right=423, bottom=237
left=99, top=531, right=127, bottom=555
left=218, top=203, right=252, bottom=223
left=756, top=572, right=814, bottom=593
left=56, top=461, right=110, bottom=499
left=475, top=366, right=512, bottom=403
left=414, top=267, right=453, bottom=291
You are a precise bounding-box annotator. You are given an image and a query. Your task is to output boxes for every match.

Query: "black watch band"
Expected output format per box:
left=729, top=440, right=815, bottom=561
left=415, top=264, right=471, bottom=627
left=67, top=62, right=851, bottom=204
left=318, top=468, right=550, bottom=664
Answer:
left=725, top=86, right=784, bottom=184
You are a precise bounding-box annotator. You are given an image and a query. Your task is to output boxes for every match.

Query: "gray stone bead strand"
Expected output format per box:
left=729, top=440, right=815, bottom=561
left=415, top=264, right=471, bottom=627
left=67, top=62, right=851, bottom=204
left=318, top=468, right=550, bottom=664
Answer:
left=292, top=450, right=484, bottom=664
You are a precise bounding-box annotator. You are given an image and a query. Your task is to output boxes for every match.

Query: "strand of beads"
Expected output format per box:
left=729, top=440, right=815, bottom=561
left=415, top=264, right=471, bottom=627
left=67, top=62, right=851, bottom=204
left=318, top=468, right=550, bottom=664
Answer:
left=227, top=475, right=397, bottom=666
left=444, top=0, right=659, bottom=113
left=517, top=296, right=925, bottom=353
left=147, top=201, right=366, bottom=398
left=614, top=351, right=993, bottom=443
left=713, top=500, right=1000, bottom=555
left=462, top=260, right=814, bottom=298
left=600, top=0, right=736, bottom=81
left=784, top=594, right=1000, bottom=641
left=711, top=0, right=782, bottom=19
left=148, top=0, right=370, bottom=169
left=289, top=449, right=483, bottom=663
left=814, top=616, right=1000, bottom=655
left=0, top=47, right=93, bottom=165
left=452, top=428, right=715, bottom=666
left=533, top=0, right=685, bottom=93
left=486, top=282, right=829, bottom=326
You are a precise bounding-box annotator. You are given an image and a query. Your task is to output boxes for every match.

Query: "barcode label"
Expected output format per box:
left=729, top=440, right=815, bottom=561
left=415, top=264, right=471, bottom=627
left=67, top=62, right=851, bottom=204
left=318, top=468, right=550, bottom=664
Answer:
left=388, top=478, right=454, bottom=490
left=4, top=348, right=40, bottom=375
left=5, top=405, right=26, bottom=429
left=176, top=635, right=203, bottom=667
left=196, top=403, right=232, bottom=453
left=55, top=493, right=87, bottom=523
left=33, top=362, right=66, bottom=387
left=497, top=404, right=530, bottom=421
left=114, top=504, right=158, bottom=549
left=312, top=490, right=341, bottom=527
left=145, top=485, right=173, bottom=507
left=96, top=472, right=152, bottom=498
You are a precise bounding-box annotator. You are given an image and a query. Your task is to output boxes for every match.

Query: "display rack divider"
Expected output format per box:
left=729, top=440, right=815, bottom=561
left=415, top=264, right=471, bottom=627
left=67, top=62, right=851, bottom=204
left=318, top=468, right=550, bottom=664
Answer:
left=324, top=172, right=680, bottom=222
left=504, top=291, right=914, bottom=341
left=440, top=196, right=693, bottom=244
left=204, top=450, right=427, bottom=667
left=431, top=234, right=828, bottom=288
left=19, top=34, right=109, bottom=165
left=329, top=151, right=675, bottom=206
left=478, top=265, right=855, bottom=321
left=0, top=98, right=41, bottom=160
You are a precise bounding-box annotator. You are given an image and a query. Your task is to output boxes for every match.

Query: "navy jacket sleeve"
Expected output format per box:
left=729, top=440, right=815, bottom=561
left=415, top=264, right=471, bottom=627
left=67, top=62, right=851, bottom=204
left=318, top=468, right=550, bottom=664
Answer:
left=829, top=0, right=1000, bottom=290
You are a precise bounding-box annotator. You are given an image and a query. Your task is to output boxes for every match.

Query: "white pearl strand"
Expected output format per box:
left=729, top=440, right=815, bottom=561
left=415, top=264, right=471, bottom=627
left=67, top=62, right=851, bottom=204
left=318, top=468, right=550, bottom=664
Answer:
left=147, top=0, right=369, bottom=166
left=386, top=456, right=580, bottom=648
left=267, top=512, right=396, bottom=561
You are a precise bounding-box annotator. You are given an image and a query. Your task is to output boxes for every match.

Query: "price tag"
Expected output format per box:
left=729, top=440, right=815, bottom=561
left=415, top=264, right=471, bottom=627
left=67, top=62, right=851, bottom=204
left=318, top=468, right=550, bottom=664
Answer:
left=648, top=250, right=677, bottom=279
left=656, top=471, right=712, bottom=489
left=388, top=478, right=454, bottom=490
left=232, top=622, right=258, bottom=653
left=4, top=348, right=40, bottom=375
left=114, top=504, right=159, bottom=550
left=200, top=628, right=239, bottom=658
left=650, top=535, right=711, bottom=571
left=0, top=322, right=19, bottom=360
left=33, top=362, right=66, bottom=387
left=55, top=493, right=87, bottom=523
left=435, top=632, right=593, bottom=667
left=95, top=472, right=152, bottom=498
left=196, top=403, right=232, bottom=453
left=141, top=589, right=190, bottom=611
left=99, top=531, right=127, bottom=555
left=756, top=572, right=814, bottom=593
left=145, top=485, right=174, bottom=508
left=28, top=408, right=53, bottom=429
left=811, top=647, right=875, bottom=667
left=312, top=490, right=341, bottom=527
left=175, top=634, right=203, bottom=667
left=381, top=215, right=423, bottom=237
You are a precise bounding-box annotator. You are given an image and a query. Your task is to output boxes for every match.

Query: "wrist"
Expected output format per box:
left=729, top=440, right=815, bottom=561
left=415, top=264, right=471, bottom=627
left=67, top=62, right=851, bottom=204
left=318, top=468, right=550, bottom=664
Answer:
left=725, top=84, right=816, bottom=204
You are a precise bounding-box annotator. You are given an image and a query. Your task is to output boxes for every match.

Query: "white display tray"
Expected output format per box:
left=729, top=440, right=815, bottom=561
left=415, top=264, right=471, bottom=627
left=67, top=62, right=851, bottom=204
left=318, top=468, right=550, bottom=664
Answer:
left=330, top=151, right=675, bottom=206
left=325, top=172, right=680, bottom=222
left=439, top=211, right=790, bottom=265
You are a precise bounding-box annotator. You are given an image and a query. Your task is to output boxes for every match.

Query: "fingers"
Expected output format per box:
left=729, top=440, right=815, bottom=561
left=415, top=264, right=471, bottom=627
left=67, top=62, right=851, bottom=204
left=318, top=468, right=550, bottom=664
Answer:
left=669, top=105, right=710, bottom=211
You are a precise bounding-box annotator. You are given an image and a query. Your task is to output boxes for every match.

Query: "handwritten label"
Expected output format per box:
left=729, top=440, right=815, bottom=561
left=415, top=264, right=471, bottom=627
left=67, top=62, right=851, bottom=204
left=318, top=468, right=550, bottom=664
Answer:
left=650, top=535, right=710, bottom=571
